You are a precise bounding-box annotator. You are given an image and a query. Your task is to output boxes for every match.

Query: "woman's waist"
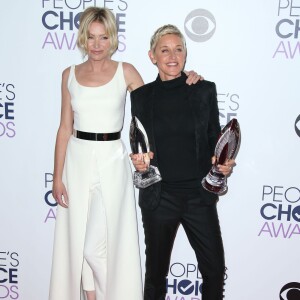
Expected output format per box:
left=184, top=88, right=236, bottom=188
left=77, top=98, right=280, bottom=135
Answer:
left=73, top=128, right=122, bottom=141
left=161, top=177, right=202, bottom=190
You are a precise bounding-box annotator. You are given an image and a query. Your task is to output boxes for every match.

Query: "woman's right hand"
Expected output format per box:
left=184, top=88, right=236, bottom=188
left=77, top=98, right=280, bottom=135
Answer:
left=52, top=180, right=69, bottom=208
left=130, top=152, right=154, bottom=172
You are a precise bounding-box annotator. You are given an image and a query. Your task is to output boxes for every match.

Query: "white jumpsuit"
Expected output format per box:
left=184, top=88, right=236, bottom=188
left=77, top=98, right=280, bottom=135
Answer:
left=49, top=62, right=143, bottom=300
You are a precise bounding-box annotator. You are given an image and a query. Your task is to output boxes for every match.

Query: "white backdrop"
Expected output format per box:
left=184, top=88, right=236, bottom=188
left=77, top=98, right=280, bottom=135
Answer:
left=0, top=1, right=299, bottom=299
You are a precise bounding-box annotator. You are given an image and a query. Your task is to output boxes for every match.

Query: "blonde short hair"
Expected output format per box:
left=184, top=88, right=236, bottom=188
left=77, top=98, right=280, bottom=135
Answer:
left=77, top=7, right=118, bottom=56
left=150, top=24, right=186, bottom=52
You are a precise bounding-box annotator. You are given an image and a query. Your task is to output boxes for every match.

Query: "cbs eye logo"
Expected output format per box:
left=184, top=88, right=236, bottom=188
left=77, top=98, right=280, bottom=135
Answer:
left=295, top=115, right=300, bottom=138
left=184, top=9, right=216, bottom=42
left=280, top=282, right=300, bottom=300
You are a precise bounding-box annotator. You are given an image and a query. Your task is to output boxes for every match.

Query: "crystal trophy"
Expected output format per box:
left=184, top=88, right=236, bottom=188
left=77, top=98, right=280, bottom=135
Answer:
left=202, top=118, right=241, bottom=194
left=129, top=116, right=162, bottom=188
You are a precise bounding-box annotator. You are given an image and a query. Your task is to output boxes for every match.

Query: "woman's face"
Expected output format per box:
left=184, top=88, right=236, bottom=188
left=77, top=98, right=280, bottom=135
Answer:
left=149, top=34, right=186, bottom=81
left=87, top=21, right=111, bottom=60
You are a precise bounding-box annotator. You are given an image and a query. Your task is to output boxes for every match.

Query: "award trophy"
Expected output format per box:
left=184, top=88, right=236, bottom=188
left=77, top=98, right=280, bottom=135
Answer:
left=202, top=118, right=241, bottom=194
left=129, top=116, right=162, bottom=188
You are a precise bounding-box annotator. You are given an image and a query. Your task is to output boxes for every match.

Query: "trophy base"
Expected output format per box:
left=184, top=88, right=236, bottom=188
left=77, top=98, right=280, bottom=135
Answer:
left=201, top=178, right=227, bottom=195
left=201, top=167, right=227, bottom=195
left=133, top=165, right=162, bottom=188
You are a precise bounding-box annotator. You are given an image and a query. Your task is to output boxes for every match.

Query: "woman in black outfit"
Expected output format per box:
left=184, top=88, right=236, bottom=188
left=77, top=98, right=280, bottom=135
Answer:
left=130, top=24, right=235, bottom=300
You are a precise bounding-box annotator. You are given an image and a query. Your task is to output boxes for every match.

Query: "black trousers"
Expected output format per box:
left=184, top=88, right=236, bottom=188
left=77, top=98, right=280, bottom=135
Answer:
left=141, top=187, right=225, bottom=300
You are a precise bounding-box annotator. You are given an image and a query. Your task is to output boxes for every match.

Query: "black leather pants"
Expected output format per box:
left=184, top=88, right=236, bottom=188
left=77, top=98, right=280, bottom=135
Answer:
left=141, top=188, right=225, bottom=300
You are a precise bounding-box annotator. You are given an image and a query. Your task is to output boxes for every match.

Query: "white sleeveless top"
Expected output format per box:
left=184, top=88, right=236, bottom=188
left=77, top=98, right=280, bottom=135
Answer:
left=68, top=62, right=127, bottom=133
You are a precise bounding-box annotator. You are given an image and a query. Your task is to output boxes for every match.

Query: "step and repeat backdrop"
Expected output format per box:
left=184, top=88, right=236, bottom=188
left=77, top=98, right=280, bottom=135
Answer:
left=0, top=0, right=299, bottom=299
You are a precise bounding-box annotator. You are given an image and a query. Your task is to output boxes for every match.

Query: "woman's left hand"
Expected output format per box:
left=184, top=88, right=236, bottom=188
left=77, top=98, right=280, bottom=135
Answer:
left=212, top=156, right=236, bottom=176
left=184, top=70, right=204, bottom=85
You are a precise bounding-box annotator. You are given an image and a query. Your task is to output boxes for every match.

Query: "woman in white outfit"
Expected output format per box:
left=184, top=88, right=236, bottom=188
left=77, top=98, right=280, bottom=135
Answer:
left=49, top=6, right=200, bottom=300
left=49, top=7, right=144, bottom=300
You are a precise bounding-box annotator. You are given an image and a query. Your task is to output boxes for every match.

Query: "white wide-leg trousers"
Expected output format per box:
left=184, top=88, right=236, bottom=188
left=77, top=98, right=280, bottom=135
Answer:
left=82, top=165, right=107, bottom=299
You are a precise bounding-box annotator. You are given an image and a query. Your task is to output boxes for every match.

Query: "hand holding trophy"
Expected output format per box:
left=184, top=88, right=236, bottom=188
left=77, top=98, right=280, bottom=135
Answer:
left=129, top=116, right=162, bottom=188
left=202, top=118, right=241, bottom=194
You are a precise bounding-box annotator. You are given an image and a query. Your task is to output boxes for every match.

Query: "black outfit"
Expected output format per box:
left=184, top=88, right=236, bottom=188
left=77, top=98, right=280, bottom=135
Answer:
left=131, top=73, right=225, bottom=300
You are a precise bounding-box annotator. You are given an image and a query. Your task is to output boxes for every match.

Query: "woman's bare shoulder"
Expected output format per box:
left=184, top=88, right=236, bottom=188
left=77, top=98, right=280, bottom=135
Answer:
left=122, top=62, right=144, bottom=92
